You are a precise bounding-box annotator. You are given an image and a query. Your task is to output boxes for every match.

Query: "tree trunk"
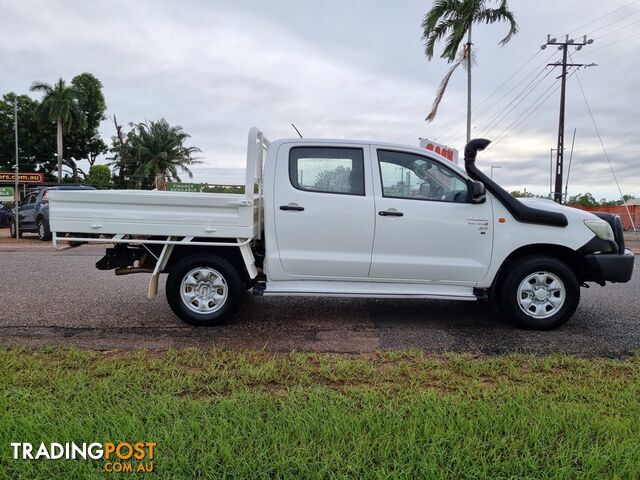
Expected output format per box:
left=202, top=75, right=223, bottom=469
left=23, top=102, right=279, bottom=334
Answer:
left=155, top=170, right=166, bottom=191
left=67, top=159, right=79, bottom=182
left=56, top=117, right=63, bottom=182
left=466, top=25, right=472, bottom=144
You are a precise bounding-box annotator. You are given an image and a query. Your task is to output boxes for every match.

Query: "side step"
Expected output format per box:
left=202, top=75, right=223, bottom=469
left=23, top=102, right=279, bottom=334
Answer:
left=254, top=281, right=477, bottom=301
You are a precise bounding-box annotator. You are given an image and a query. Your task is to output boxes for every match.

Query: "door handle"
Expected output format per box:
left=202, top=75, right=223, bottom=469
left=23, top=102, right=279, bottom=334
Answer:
left=379, top=210, right=403, bottom=217
left=280, top=204, right=305, bottom=211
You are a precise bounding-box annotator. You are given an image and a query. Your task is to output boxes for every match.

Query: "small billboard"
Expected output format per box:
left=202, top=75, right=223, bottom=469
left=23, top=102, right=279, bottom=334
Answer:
left=0, top=186, right=14, bottom=202
left=0, top=171, right=45, bottom=184
left=167, top=183, right=203, bottom=192
left=419, top=139, right=459, bottom=164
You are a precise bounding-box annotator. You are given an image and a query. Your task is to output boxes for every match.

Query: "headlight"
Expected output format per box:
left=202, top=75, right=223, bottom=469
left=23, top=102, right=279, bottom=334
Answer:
left=584, top=219, right=615, bottom=241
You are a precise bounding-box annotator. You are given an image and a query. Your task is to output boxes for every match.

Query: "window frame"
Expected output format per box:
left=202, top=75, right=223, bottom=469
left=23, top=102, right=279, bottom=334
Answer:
left=288, top=146, right=366, bottom=197
left=376, top=149, right=471, bottom=204
left=22, top=193, right=36, bottom=205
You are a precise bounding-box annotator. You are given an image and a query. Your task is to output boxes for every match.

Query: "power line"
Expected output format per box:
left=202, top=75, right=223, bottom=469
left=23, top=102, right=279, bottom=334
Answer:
left=575, top=30, right=640, bottom=57
left=591, top=15, right=640, bottom=40
left=585, top=8, right=640, bottom=36
left=491, top=80, right=561, bottom=146
left=433, top=50, right=542, bottom=142
left=437, top=49, right=556, bottom=144
left=565, top=0, right=640, bottom=35
left=570, top=58, right=637, bottom=232
left=479, top=67, right=555, bottom=137
left=489, top=72, right=574, bottom=148
left=564, top=128, right=577, bottom=201
left=491, top=67, right=582, bottom=148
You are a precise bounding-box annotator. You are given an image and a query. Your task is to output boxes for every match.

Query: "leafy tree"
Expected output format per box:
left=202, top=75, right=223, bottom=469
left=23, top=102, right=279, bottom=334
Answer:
left=314, top=166, right=351, bottom=193
left=30, top=78, right=85, bottom=182
left=422, top=0, right=518, bottom=141
left=0, top=93, right=57, bottom=178
left=567, top=192, right=598, bottom=207
left=64, top=73, right=108, bottom=169
left=111, top=119, right=201, bottom=189
left=85, top=164, right=112, bottom=189
left=599, top=194, right=636, bottom=206
left=509, top=190, right=534, bottom=198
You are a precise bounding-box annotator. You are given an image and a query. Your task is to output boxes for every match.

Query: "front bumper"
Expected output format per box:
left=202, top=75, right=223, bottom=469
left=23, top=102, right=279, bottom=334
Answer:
left=583, top=249, right=635, bottom=283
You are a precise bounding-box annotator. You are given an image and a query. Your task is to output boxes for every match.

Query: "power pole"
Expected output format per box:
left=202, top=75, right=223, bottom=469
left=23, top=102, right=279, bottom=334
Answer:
left=14, top=98, right=20, bottom=240
left=541, top=34, right=595, bottom=203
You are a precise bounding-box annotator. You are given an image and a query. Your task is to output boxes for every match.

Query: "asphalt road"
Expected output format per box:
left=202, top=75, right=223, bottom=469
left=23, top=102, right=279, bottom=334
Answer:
left=0, top=237, right=638, bottom=355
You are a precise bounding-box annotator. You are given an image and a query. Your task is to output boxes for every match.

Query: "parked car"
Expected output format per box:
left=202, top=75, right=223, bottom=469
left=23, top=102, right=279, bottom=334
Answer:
left=48, top=130, right=634, bottom=330
left=9, top=185, right=96, bottom=240
left=0, top=205, right=11, bottom=228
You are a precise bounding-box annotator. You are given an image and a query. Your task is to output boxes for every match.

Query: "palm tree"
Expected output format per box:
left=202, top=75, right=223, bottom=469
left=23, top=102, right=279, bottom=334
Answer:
left=30, top=78, right=84, bottom=181
left=126, top=119, right=201, bottom=190
left=422, top=0, right=518, bottom=143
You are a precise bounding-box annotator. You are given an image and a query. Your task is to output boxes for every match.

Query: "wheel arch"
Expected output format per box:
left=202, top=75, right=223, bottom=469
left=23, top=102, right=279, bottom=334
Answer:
left=162, top=245, right=254, bottom=287
left=491, top=243, right=587, bottom=292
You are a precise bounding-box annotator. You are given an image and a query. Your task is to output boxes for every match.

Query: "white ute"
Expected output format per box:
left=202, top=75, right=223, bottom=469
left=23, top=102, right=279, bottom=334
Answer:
left=49, top=129, right=635, bottom=330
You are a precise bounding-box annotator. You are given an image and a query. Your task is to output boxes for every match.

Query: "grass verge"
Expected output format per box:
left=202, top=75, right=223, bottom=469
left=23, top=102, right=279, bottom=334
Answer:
left=1, top=348, right=639, bottom=479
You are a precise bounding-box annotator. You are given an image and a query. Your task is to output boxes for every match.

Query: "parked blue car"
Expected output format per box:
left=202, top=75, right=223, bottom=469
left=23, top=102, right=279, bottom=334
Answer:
left=9, top=185, right=96, bottom=240
left=0, top=205, right=11, bottom=228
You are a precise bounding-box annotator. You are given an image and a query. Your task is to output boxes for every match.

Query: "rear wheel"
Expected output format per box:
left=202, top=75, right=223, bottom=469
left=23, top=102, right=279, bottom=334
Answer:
left=9, top=219, right=21, bottom=238
left=37, top=218, right=51, bottom=241
left=497, top=255, right=580, bottom=330
left=165, top=254, right=243, bottom=326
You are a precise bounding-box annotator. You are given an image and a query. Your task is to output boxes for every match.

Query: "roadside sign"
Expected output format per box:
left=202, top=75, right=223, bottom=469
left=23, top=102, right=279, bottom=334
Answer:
left=419, top=139, right=459, bottom=164
left=167, top=182, right=203, bottom=192
left=0, top=171, right=45, bottom=184
left=0, top=186, right=14, bottom=202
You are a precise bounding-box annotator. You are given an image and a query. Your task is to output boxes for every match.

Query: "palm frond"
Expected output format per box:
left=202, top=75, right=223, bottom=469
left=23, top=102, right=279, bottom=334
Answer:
left=474, top=0, right=518, bottom=45
left=425, top=51, right=466, bottom=122
left=423, top=18, right=458, bottom=60
left=29, top=81, right=52, bottom=94
left=422, top=0, right=460, bottom=33
left=441, top=22, right=468, bottom=61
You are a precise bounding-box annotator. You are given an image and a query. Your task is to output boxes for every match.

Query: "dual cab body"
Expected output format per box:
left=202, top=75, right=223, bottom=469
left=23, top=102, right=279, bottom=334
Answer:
left=49, top=129, right=634, bottom=329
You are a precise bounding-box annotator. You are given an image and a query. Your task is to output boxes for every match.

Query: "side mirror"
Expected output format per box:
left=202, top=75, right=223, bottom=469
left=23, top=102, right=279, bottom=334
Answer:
left=470, top=180, right=486, bottom=204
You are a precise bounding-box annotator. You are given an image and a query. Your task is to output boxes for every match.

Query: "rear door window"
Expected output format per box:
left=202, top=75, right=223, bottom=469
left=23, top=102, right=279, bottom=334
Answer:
left=289, top=147, right=365, bottom=196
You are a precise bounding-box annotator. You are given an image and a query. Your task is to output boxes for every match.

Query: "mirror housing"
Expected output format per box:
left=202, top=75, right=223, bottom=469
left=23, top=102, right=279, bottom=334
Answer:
left=469, top=180, right=486, bottom=204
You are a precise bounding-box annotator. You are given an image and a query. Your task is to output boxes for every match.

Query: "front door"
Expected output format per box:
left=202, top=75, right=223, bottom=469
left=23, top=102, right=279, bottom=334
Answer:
left=273, top=144, right=375, bottom=278
left=370, top=148, right=493, bottom=284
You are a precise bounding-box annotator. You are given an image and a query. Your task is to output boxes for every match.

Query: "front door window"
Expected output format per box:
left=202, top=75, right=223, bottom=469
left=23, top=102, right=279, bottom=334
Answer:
left=378, top=150, right=469, bottom=203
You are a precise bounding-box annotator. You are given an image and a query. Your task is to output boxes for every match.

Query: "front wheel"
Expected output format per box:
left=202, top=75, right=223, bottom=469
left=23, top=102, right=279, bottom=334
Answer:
left=496, top=255, right=580, bottom=330
left=165, top=254, right=243, bottom=326
left=37, top=218, right=52, bottom=241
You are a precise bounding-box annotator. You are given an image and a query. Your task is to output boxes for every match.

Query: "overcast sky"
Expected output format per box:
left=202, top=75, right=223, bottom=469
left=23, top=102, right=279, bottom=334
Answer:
left=1, top=0, right=638, bottom=199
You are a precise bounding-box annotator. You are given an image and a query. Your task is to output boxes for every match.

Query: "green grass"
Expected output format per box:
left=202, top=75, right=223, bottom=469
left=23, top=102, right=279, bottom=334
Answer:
left=1, top=348, right=639, bottom=479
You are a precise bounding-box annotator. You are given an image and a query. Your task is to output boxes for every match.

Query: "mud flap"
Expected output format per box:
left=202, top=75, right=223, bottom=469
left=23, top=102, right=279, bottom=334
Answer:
left=239, top=240, right=258, bottom=279
left=147, top=239, right=175, bottom=299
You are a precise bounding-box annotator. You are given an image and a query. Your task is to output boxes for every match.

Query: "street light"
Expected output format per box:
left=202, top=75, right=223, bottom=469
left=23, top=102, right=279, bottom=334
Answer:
left=490, top=165, right=501, bottom=180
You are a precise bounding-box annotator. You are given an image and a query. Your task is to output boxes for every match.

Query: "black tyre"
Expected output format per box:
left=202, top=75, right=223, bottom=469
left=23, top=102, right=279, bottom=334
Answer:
left=165, top=254, right=243, bottom=326
left=37, top=217, right=52, bottom=241
left=496, top=255, right=580, bottom=330
left=9, top=219, right=21, bottom=238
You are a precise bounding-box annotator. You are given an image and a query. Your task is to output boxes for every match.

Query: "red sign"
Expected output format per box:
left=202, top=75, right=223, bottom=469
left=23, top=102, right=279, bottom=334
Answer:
left=419, top=139, right=459, bottom=164
left=0, top=172, right=45, bottom=184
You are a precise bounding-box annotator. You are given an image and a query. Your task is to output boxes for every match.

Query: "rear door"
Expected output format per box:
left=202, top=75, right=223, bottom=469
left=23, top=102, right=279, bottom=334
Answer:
left=273, top=143, right=375, bottom=278
left=370, top=148, right=494, bottom=283
left=19, top=192, right=37, bottom=228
